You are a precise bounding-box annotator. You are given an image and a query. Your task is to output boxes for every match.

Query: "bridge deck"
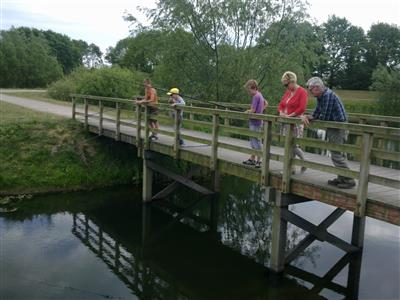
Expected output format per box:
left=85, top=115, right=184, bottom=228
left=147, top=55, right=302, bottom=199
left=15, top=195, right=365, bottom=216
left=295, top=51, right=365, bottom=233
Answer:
left=80, top=114, right=399, bottom=226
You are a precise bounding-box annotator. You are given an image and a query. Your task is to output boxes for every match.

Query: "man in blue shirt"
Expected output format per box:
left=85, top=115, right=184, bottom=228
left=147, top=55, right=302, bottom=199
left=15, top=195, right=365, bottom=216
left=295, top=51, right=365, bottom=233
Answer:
left=302, top=77, right=356, bottom=189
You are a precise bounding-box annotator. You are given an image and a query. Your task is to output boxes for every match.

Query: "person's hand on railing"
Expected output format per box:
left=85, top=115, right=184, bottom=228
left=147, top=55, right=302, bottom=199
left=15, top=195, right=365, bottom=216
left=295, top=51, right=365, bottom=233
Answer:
left=301, top=115, right=312, bottom=126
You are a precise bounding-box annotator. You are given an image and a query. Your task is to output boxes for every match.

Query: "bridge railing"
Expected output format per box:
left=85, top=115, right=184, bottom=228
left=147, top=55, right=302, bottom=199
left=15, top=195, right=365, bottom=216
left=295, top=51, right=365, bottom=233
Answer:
left=70, top=94, right=399, bottom=217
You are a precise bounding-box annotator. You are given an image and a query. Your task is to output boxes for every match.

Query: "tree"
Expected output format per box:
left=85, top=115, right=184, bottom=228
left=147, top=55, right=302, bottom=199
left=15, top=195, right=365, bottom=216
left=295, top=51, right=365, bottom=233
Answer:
left=0, top=28, right=63, bottom=87
left=82, top=43, right=103, bottom=68
left=122, top=0, right=309, bottom=102
left=317, top=16, right=368, bottom=89
left=366, top=23, right=400, bottom=70
left=371, top=65, right=400, bottom=116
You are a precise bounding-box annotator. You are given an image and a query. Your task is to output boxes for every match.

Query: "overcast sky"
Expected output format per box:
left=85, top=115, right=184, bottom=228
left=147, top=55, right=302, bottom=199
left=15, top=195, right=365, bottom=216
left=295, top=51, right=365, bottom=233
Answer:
left=1, top=0, right=399, bottom=54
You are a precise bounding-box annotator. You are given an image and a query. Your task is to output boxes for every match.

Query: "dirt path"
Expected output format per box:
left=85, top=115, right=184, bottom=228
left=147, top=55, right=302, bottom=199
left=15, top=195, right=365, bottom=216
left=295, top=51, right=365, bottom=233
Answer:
left=0, top=92, right=71, bottom=118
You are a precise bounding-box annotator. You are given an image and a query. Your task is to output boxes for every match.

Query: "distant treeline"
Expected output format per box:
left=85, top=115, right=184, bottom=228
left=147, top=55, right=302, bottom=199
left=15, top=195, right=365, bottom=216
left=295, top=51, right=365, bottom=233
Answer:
left=1, top=1, right=399, bottom=116
left=0, top=27, right=102, bottom=87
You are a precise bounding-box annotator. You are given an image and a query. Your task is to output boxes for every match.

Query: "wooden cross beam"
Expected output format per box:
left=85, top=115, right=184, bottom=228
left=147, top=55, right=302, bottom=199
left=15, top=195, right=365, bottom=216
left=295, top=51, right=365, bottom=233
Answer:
left=282, top=209, right=359, bottom=253
left=285, top=207, right=346, bottom=264
left=152, top=166, right=201, bottom=201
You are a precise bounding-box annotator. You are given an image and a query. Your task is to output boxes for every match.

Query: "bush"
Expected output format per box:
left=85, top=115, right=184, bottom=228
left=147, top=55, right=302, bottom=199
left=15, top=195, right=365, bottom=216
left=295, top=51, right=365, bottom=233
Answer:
left=47, top=77, right=77, bottom=100
left=371, top=65, right=400, bottom=116
left=47, top=66, right=147, bottom=101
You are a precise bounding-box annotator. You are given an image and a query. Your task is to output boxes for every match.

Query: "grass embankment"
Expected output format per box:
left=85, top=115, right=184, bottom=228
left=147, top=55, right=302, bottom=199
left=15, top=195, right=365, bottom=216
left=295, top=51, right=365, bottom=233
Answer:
left=0, top=101, right=140, bottom=195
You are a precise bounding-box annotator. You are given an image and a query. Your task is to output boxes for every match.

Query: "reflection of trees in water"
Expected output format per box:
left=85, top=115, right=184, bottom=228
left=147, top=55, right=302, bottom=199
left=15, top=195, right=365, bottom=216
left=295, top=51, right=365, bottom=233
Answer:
left=219, top=179, right=320, bottom=268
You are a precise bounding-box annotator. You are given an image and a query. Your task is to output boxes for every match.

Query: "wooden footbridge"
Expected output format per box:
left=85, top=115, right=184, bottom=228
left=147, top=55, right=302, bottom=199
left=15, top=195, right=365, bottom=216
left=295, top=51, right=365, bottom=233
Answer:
left=70, top=93, right=399, bottom=273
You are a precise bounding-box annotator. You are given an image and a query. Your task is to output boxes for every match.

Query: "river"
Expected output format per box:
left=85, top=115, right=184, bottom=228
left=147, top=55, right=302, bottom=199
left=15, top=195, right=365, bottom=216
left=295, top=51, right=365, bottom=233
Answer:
left=1, top=177, right=399, bottom=299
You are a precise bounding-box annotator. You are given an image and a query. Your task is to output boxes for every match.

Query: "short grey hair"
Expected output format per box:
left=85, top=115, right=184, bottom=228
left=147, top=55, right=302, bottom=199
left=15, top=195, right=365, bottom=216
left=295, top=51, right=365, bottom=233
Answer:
left=306, top=77, right=325, bottom=89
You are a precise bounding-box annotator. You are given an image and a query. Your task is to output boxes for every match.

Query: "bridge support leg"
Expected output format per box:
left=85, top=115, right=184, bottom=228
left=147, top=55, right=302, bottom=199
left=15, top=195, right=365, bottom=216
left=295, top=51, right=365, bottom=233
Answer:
left=142, top=158, right=153, bottom=202
left=351, top=214, right=366, bottom=248
left=212, top=170, right=220, bottom=192
left=270, top=189, right=288, bottom=273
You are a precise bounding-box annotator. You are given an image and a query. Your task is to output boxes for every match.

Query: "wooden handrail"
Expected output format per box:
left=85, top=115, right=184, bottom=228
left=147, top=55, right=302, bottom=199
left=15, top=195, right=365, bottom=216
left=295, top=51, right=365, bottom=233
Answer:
left=70, top=94, right=399, bottom=197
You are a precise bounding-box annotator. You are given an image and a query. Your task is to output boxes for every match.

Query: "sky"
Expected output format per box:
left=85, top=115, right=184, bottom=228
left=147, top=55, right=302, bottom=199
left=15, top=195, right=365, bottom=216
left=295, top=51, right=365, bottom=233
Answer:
left=1, top=0, right=399, bottom=54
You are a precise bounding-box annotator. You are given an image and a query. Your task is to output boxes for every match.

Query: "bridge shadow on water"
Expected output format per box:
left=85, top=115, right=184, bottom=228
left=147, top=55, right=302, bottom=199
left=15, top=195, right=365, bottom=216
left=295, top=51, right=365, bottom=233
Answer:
left=70, top=177, right=363, bottom=300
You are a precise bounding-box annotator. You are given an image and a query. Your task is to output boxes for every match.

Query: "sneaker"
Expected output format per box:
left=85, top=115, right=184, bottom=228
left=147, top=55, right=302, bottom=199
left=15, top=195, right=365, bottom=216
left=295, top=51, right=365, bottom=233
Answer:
left=243, top=159, right=255, bottom=166
left=179, top=139, right=185, bottom=146
left=327, top=178, right=344, bottom=186
left=337, top=180, right=356, bottom=189
left=255, top=161, right=261, bottom=168
left=149, top=135, right=158, bottom=141
left=300, top=166, right=307, bottom=174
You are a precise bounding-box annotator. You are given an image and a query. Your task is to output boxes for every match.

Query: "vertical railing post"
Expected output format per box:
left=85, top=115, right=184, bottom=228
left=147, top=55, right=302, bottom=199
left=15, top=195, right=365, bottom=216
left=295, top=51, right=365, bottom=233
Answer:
left=115, top=102, right=121, bottom=141
left=262, top=120, right=272, bottom=186
left=282, top=122, right=294, bottom=193
left=144, top=105, right=150, bottom=150
left=72, top=96, right=76, bottom=120
left=224, top=108, right=229, bottom=126
left=355, top=118, right=366, bottom=161
left=98, top=100, right=103, bottom=135
left=211, top=113, right=220, bottom=191
left=189, top=103, right=194, bottom=121
left=84, top=98, right=88, bottom=130
left=376, top=121, right=387, bottom=166
left=356, top=132, right=373, bottom=217
left=136, top=104, right=142, bottom=157
left=211, top=114, right=219, bottom=171
left=173, top=107, right=180, bottom=159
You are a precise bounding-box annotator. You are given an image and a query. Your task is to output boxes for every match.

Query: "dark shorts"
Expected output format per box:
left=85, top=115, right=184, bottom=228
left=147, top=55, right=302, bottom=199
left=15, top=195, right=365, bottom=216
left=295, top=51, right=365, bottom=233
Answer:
left=148, top=106, right=158, bottom=122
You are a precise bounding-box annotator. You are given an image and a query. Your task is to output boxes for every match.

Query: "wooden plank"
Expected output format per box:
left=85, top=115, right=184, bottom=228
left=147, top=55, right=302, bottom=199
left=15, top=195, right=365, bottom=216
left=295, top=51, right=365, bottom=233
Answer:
left=84, top=98, right=88, bottom=130
left=146, top=160, right=214, bottom=195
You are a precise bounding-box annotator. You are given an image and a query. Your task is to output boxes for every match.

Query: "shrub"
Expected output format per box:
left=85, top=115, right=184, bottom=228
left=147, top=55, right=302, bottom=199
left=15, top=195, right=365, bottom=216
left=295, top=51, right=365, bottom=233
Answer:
left=371, top=65, right=400, bottom=116
left=47, top=66, right=147, bottom=101
left=47, top=77, right=77, bottom=100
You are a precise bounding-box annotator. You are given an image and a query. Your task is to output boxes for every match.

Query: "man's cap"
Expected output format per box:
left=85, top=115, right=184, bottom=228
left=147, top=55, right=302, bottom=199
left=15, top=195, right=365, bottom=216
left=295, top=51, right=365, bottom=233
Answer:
left=167, top=88, right=180, bottom=95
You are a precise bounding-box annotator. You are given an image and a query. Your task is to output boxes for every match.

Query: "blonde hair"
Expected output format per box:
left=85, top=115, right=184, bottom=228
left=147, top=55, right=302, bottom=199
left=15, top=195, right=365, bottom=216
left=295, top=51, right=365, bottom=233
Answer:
left=244, top=79, right=259, bottom=90
left=281, top=71, right=297, bottom=83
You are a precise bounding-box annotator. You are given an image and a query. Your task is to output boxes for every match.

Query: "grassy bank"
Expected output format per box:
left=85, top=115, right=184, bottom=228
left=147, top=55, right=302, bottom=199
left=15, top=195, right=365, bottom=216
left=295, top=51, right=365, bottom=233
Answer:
left=0, top=101, right=140, bottom=195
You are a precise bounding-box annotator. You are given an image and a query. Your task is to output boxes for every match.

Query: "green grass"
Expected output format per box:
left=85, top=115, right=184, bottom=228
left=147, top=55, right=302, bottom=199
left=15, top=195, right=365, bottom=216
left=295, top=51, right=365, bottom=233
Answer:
left=0, top=102, right=140, bottom=195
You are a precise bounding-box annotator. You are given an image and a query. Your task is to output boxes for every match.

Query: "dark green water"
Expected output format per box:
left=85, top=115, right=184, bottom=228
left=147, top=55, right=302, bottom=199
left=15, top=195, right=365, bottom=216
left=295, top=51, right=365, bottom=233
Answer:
left=1, top=177, right=399, bottom=299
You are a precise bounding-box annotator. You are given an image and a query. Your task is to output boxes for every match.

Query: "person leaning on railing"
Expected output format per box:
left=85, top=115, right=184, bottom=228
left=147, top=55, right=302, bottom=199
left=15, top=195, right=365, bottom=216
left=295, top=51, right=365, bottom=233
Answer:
left=278, top=71, right=308, bottom=174
left=167, top=87, right=186, bottom=146
left=135, top=78, right=159, bottom=141
left=301, top=77, right=356, bottom=189
left=243, top=79, right=268, bottom=168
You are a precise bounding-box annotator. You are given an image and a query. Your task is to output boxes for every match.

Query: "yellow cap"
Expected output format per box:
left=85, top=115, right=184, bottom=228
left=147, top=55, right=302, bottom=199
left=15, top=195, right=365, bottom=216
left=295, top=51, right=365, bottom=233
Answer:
left=167, top=88, right=180, bottom=95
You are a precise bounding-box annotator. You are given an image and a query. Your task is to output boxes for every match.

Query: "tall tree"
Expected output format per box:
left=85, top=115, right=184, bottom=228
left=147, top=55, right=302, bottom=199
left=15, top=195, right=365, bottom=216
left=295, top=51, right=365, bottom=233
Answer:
left=366, top=23, right=400, bottom=70
left=318, top=16, right=368, bottom=89
left=0, top=28, right=63, bottom=87
left=125, top=0, right=309, bottom=102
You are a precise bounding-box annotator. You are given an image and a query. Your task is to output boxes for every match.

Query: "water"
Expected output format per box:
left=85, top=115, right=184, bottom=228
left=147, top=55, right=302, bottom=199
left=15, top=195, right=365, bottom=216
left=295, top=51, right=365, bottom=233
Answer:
left=1, top=178, right=399, bottom=299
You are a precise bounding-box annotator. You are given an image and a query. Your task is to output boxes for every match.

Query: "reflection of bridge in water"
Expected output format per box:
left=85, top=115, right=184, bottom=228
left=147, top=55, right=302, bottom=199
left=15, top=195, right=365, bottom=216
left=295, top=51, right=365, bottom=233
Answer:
left=72, top=202, right=363, bottom=299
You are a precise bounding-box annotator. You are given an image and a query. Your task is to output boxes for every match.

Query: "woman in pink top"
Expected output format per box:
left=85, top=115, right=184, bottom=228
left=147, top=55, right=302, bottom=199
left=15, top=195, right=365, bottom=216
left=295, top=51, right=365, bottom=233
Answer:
left=278, top=71, right=308, bottom=173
